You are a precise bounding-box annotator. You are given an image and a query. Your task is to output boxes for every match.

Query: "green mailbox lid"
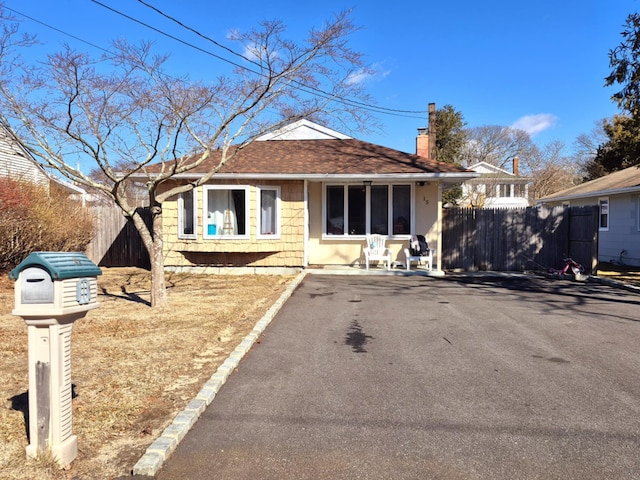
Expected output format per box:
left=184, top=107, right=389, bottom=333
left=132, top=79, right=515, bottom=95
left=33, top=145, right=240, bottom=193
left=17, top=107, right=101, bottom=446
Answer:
left=9, top=252, right=102, bottom=280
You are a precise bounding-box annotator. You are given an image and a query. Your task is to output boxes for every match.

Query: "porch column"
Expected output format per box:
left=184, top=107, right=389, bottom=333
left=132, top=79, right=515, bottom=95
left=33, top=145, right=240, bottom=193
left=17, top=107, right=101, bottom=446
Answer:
left=437, top=182, right=443, bottom=272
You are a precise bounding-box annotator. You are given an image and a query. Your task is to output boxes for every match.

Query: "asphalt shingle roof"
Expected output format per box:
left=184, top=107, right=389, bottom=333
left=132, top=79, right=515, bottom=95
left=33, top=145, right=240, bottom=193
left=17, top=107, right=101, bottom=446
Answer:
left=169, top=138, right=472, bottom=176
left=541, top=165, right=640, bottom=201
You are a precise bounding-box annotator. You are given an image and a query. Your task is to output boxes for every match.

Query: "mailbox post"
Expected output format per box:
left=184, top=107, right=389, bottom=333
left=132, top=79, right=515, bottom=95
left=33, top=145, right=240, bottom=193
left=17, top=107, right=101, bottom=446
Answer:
left=9, top=252, right=101, bottom=467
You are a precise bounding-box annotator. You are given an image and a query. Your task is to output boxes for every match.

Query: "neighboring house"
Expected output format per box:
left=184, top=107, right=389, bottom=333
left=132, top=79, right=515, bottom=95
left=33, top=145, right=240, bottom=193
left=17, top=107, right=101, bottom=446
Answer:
left=538, top=165, right=640, bottom=267
left=152, top=119, right=478, bottom=273
left=459, top=159, right=530, bottom=208
left=0, top=123, right=89, bottom=203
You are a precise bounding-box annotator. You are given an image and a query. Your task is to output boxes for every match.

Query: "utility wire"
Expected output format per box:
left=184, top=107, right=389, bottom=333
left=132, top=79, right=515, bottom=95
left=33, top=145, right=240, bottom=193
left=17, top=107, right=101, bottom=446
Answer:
left=5, top=5, right=110, bottom=54
left=92, top=0, right=425, bottom=118
left=134, top=0, right=428, bottom=116
left=7, top=2, right=428, bottom=119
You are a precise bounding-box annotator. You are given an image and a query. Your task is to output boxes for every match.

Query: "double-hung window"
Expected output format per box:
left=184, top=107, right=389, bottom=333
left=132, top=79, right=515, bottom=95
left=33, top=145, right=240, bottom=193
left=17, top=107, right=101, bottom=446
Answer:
left=203, top=186, right=249, bottom=238
left=177, top=189, right=197, bottom=239
left=257, top=186, right=281, bottom=238
left=325, top=184, right=411, bottom=236
left=599, top=197, right=609, bottom=231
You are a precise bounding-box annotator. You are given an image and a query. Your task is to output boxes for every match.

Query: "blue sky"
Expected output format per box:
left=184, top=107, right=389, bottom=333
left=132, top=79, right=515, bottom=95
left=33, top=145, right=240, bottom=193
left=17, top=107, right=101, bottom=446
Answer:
left=4, top=0, right=638, bottom=156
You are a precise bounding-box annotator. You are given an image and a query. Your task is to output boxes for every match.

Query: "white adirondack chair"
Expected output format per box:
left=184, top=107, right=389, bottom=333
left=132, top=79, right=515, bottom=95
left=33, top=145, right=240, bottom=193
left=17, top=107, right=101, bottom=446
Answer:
left=403, top=234, right=433, bottom=271
left=363, top=234, right=392, bottom=270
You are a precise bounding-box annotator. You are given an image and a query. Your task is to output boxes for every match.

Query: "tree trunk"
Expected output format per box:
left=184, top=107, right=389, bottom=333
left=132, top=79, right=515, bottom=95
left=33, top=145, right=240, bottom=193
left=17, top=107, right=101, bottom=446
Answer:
left=131, top=204, right=167, bottom=308
left=149, top=205, right=167, bottom=308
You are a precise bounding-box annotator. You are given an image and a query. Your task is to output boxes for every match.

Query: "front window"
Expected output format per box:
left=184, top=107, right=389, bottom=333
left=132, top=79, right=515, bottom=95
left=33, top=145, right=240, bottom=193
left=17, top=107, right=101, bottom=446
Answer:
left=326, top=185, right=345, bottom=235
left=392, top=185, right=411, bottom=234
left=370, top=185, right=388, bottom=234
left=178, top=189, right=196, bottom=239
left=258, top=186, right=280, bottom=237
left=599, top=197, right=609, bottom=231
left=203, top=186, right=249, bottom=238
left=324, top=184, right=412, bottom=236
left=498, top=184, right=511, bottom=197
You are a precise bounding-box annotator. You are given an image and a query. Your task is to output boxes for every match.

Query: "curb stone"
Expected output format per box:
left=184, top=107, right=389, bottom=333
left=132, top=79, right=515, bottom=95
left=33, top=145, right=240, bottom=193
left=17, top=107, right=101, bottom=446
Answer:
left=131, top=271, right=307, bottom=477
left=588, top=275, right=640, bottom=294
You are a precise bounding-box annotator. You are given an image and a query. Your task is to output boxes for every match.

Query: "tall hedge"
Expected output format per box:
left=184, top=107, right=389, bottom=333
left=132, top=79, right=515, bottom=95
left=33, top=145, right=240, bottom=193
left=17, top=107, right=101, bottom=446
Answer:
left=0, top=177, right=94, bottom=270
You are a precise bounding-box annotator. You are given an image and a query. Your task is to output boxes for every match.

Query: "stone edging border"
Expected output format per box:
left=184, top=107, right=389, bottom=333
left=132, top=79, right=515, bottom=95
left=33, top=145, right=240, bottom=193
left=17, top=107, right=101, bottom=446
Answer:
left=131, top=270, right=307, bottom=477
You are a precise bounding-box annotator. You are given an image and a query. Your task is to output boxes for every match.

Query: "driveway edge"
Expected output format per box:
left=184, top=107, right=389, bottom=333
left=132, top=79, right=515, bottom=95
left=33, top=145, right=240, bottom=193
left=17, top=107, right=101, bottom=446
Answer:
left=131, top=271, right=307, bottom=477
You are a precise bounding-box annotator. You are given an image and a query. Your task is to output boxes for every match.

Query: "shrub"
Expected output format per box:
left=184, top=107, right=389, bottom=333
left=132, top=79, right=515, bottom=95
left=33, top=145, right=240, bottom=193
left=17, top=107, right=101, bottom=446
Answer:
left=0, top=177, right=94, bottom=270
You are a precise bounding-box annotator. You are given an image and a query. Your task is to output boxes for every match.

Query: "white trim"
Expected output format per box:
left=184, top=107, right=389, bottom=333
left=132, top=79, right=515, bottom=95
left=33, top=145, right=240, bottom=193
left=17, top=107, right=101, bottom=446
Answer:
left=202, top=185, right=250, bottom=239
left=177, top=189, right=197, bottom=239
left=256, top=185, right=281, bottom=239
left=303, top=179, right=309, bottom=267
left=146, top=172, right=480, bottom=182
left=539, top=186, right=640, bottom=204
left=322, top=182, right=414, bottom=240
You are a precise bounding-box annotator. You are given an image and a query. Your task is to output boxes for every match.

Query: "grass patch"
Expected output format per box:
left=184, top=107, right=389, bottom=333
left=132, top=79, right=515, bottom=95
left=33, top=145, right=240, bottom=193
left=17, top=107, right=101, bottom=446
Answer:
left=596, top=262, right=640, bottom=287
left=0, top=267, right=295, bottom=480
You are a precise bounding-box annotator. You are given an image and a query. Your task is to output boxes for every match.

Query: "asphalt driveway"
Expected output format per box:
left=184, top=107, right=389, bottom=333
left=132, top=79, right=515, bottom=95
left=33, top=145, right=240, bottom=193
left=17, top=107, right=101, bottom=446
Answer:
left=155, top=274, right=640, bottom=479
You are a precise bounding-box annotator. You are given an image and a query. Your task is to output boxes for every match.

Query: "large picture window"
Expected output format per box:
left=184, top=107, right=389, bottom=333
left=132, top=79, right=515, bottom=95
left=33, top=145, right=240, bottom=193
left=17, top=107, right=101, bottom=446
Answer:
left=257, top=186, right=281, bottom=237
left=325, top=184, right=412, bottom=237
left=177, top=189, right=196, bottom=239
left=203, top=186, right=249, bottom=238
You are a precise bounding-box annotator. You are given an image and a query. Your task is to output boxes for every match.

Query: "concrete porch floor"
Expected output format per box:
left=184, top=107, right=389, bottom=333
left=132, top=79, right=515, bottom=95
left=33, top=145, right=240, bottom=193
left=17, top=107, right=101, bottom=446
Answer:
left=305, top=264, right=445, bottom=276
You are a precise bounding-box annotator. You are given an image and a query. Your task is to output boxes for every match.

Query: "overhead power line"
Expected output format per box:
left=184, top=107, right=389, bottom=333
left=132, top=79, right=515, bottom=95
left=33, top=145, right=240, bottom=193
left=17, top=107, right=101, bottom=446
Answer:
left=133, top=0, right=428, bottom=116
left=92, top=0, right=426, bottom=118
left=6, top=2, right=429, bottom=119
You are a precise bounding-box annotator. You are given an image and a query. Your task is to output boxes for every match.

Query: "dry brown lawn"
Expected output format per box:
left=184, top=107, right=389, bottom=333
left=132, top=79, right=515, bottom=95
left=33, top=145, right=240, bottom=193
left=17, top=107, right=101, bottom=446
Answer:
left=0, top=268, right=296, bottom=480
left=596, top=262, right=640, bottom=287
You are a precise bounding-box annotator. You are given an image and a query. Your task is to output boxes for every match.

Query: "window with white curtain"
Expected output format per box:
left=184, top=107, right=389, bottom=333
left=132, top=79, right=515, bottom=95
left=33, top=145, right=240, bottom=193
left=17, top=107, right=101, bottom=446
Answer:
left=177, top=189, right=196, bottom=239
left=203, top=186, right=249, bottom=238
left=257, top=186, right=281, bottom=238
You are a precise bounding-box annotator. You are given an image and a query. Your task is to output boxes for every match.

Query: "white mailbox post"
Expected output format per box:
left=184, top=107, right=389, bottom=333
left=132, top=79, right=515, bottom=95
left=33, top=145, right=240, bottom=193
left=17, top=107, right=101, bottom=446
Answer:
left=9, top=252, right=101, bottom=467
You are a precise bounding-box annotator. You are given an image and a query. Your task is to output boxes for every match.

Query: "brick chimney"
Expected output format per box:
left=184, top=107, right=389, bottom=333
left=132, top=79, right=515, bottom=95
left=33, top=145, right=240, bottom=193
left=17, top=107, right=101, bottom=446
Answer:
left=513, top=156, right=519, bottom=176
left=416, top=127, right=429, bottom=157
left=416, top=102, right=437, bottom=159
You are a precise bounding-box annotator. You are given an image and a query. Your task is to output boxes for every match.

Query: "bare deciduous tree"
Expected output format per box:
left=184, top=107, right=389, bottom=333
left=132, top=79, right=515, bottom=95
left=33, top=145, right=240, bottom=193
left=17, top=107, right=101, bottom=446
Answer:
left=0, top=9, right=372, bottom=307
left=528, top=141, right=581, bottom=201
left=460, top=125, right=537, bottom=172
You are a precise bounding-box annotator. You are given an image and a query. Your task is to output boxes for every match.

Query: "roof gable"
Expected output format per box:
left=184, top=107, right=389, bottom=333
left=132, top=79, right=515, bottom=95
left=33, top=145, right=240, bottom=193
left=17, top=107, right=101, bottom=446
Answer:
left=469, top=161, right=515, bottom=176
left=256, top=119, right=351, bottom=141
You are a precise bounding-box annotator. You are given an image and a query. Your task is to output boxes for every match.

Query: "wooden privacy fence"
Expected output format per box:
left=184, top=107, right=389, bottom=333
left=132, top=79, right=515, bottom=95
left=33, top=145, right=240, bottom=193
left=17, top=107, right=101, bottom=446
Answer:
left=442, top=206, right=599, bottom=273
left=85, top=206, right=151, bottom=269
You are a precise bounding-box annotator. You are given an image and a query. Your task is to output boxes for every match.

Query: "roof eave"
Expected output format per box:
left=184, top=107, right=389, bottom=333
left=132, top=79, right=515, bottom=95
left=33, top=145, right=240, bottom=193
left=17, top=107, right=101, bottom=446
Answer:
left=137, top=172, right=481, bottom=182
left=538, top=185, right=640, bottom=203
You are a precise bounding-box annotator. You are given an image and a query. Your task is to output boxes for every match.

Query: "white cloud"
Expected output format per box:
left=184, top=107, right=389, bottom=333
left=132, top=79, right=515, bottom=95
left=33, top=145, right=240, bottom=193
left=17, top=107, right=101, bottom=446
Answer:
left=510, top=114, right=558, bottom=136
left=345, top=69, right=373, bottom=85
left=345, top=63, right=391, bottom=85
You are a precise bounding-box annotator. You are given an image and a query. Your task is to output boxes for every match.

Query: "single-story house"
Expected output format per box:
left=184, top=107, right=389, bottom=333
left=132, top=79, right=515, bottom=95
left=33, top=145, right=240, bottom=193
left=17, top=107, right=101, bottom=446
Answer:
left=459, top=158, right=530, bottom=208
left=538, top=165, right=640, bottom=267
left=155, top=119, right=478, bottom=273
left=0, top=122, right=89, bottom=204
